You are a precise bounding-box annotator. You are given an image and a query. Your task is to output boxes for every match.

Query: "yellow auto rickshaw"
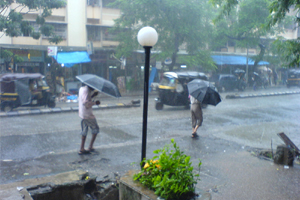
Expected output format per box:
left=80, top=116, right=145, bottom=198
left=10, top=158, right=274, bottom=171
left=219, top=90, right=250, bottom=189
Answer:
left=0, top=73, right=56, bottom=112
left=155, top=71, right=208, bottom=110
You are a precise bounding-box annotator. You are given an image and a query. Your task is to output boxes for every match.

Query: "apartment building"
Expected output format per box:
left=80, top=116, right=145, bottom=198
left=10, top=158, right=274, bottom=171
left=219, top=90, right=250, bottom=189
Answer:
left=1, top=0, right=299, bottom=87
left=0, top=0, right=121, bottom=77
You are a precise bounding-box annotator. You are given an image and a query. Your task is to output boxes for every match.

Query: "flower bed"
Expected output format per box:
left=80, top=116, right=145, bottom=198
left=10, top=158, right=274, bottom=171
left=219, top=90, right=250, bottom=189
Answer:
left=133, top=139, right=202, bottom=200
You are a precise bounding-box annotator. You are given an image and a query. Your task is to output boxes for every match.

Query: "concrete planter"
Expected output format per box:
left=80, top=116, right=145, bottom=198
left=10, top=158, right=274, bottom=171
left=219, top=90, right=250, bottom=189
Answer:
left=119, top=170, right=158, bottom=200
left=119, top=170, right=211, bottom=200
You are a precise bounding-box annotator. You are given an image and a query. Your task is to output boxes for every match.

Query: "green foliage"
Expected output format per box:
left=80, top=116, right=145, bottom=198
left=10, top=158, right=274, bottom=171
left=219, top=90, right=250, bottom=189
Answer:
left=31, top=31, right=41, bottom=39
left=210, top=0, right=239, bottom=22
left=111, top=0, right=216, bottom=71
left=0, top=49, right=13, bottom=61
left=272, top=39, right=300, bottom=67
left=212, top=0, right=272, bottom=46
left=0, top=49, right=23, bottom=65
left=0, top=0, right=66, bottom=43
left=267, top=0, right=300, bottom=67
left=179, top=50, right=217, bottom=71
left=212, top=0, right=300, bottom=67
left=48, top=35, right=63, bottom=44
left=40, top=24, right=54, bottom=37
left=133, top=139, right=201, bottom=200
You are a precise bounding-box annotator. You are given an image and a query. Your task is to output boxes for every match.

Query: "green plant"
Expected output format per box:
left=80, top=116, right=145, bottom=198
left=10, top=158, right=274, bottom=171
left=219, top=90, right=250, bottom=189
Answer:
left=133, top=139, right=202, bottom=200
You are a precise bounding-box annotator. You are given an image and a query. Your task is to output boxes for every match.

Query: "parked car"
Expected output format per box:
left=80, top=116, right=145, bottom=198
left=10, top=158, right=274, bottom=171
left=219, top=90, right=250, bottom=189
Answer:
left=287, top=69, right=300, bottom=88
left=210, top=74, right=246, bottom=92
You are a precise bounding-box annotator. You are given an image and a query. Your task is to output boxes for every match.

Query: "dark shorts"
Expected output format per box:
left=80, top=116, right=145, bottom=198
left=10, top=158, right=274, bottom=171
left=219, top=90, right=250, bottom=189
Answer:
left=80, top=118, right=99, bottom=136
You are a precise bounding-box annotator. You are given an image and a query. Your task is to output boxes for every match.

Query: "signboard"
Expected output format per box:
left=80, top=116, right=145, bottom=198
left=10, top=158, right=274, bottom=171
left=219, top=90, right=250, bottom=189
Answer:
left=47, top=46, right=57, bottom=56
left=87, top=42, right=93, bottom=55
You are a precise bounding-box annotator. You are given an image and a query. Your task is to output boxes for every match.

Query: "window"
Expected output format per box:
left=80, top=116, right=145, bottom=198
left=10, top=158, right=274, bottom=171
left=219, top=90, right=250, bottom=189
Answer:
left=102, top=27, right=118, bottom=41
left=87, top=0, right=100, bottom=6
left=22, top=22, right=39, bottom=37
left=41, top=23, right=67, bottom=39
left=87, top=26, right=101, bottom=41
left=53, top=24, right=67, bottom=39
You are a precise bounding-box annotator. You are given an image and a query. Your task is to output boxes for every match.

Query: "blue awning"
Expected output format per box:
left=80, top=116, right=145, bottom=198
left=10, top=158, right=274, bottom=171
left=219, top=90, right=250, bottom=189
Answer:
left=52, top=51, right=91, bottom=67
left=211, top=55, right=269, bottom=66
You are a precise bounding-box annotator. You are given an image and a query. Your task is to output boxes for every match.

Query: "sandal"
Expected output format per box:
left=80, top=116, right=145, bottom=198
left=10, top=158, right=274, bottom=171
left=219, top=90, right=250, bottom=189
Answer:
left=88, top=148, right=95, bottom=152
left=191, top=133, right=199, bottom=138
left=78, top=149, right=90, bottom=155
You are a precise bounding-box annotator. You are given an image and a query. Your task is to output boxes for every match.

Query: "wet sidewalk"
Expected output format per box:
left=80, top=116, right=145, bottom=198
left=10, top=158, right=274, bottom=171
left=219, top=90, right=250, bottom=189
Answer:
left=1, top=134, right=299, bottom=200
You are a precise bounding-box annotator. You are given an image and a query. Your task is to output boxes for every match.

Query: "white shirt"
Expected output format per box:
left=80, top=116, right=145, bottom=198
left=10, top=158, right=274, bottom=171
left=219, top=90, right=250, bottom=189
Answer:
left=78, top=86, right=96, bottom=119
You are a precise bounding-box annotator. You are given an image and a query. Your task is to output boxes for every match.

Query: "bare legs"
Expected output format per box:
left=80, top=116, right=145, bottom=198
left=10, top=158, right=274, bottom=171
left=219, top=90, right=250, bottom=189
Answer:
left=192, top=125, right=199, bottom=135
left=80, top=134, right=97, bottom=152
left=88, top=134, right=97, bottom=150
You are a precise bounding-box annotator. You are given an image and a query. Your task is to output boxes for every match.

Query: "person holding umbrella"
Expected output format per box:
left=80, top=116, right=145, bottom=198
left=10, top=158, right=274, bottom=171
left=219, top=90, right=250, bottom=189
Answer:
left=78, top=84, right=101, bottom=155
left=190, top=95, right=203, bottom=138
left=187, top=79, right=222, bottom=138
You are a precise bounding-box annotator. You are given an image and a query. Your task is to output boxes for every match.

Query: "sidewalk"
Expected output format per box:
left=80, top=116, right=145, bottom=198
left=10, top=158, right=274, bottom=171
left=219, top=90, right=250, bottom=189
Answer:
left=1, top=134, right=300, bottom=200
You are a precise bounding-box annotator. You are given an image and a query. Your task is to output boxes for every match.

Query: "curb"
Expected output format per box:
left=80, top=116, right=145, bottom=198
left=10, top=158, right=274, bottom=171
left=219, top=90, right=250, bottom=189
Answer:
left=0, top=103, right=140, bottom=118
left=226, top=90, right=300, bottom=99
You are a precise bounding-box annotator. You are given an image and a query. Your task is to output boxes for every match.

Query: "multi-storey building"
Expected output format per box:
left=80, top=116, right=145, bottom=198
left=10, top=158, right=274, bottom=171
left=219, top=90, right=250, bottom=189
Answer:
left=0, top=0, right=120, bottom=73
left=1, top=0, right=299, bottom=91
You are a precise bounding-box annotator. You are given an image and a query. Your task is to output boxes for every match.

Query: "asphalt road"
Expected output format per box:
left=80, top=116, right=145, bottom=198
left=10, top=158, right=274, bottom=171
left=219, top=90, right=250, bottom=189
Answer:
left=1, top=85, right=300, bottom=199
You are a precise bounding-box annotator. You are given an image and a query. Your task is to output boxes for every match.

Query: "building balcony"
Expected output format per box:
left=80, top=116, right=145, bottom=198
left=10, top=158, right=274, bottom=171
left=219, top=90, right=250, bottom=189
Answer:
left=11, top=3, right=66, bottom=23
left=87, top=6, right=101, bottom=24
left=101, top=8, right=121, bottom=26
left=46, top=8, right=67, bottom=22
left=91, top=40, right=119, bottom=48
left=12, top=37, right=41, bottom=46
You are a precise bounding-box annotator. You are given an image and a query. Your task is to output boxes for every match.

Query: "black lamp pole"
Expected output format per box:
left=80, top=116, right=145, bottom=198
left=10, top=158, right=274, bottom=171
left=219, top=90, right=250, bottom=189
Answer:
left=141, top=46, right=152, bottom=165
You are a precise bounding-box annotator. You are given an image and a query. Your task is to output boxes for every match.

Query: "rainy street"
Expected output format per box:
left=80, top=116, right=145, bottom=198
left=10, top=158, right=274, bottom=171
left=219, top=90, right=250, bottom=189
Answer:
left=1, top=87, right=300, bottom=199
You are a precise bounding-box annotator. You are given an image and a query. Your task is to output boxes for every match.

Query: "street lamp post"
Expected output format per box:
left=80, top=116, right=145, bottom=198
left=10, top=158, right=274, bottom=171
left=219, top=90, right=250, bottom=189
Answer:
left=137, top=27, right=158, bottom=165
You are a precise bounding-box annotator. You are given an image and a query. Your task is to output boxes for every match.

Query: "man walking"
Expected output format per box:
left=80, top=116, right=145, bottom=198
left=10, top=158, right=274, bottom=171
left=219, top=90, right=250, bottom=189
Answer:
left=78, top=84, right=100, bottom=155
left=190, top=95, right=203, bottom=138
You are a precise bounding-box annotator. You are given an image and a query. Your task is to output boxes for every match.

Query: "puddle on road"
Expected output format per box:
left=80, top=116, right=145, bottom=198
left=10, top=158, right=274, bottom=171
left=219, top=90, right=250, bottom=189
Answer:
left=101, top=127, right=137, bottom=141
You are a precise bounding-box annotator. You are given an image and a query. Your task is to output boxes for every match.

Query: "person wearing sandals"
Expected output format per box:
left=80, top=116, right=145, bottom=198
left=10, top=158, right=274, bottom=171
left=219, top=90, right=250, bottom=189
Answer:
left=78, top=84, right=101, bottom=155
left=189, top=95, right=203, bottom=138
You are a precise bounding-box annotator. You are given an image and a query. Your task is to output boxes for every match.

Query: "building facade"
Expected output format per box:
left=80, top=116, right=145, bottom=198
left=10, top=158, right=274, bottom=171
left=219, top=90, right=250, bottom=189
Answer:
left=1, top=0, right=299, bottom=92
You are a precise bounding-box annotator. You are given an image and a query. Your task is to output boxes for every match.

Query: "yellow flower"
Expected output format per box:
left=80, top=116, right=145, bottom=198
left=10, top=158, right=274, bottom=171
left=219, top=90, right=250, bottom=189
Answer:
left=144, top=162, right=150, bottom=169
left=152, top=160, right=159, bottom=164
left=143, top=160, right=160, bottom=169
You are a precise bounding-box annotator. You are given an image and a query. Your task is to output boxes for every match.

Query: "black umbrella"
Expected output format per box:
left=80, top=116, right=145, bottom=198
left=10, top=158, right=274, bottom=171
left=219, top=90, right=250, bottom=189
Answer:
left=76, top=74, right=121, bottom=98
left=187, top=79, right=221, bottom=106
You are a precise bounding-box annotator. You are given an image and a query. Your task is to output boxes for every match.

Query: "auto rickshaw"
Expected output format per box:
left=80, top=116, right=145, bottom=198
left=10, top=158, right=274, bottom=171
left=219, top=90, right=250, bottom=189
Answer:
left=286, top=69, right=300, bottom=88
left=155, top=71, right=208, bottom=110
left=0, top=73, right=56, bottom=112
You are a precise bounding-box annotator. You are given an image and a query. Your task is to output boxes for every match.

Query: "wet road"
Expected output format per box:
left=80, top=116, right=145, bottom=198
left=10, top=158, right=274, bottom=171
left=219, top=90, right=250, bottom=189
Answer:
left=1, top=86, right=300, bottom=199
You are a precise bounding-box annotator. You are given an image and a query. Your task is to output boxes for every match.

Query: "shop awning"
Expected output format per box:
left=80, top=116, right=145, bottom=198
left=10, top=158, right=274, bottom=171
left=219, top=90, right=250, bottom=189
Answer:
left=52, top=51, right=91, bottom=67
left=211, top=55, right=269, bottom=66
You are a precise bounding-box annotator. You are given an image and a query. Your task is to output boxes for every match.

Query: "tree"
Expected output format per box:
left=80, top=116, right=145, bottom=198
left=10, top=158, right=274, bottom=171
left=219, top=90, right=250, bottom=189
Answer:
left=267, top=0, right=300, bottom=67
left=111, top=0, right=217, bottom=71
left=212, top=0, right=280, bottom=69
left=0, top=0, right=66, bottom=44
left=211, top=0, right=300, bottom=67
left=0, top=48, right=23, bottom=72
